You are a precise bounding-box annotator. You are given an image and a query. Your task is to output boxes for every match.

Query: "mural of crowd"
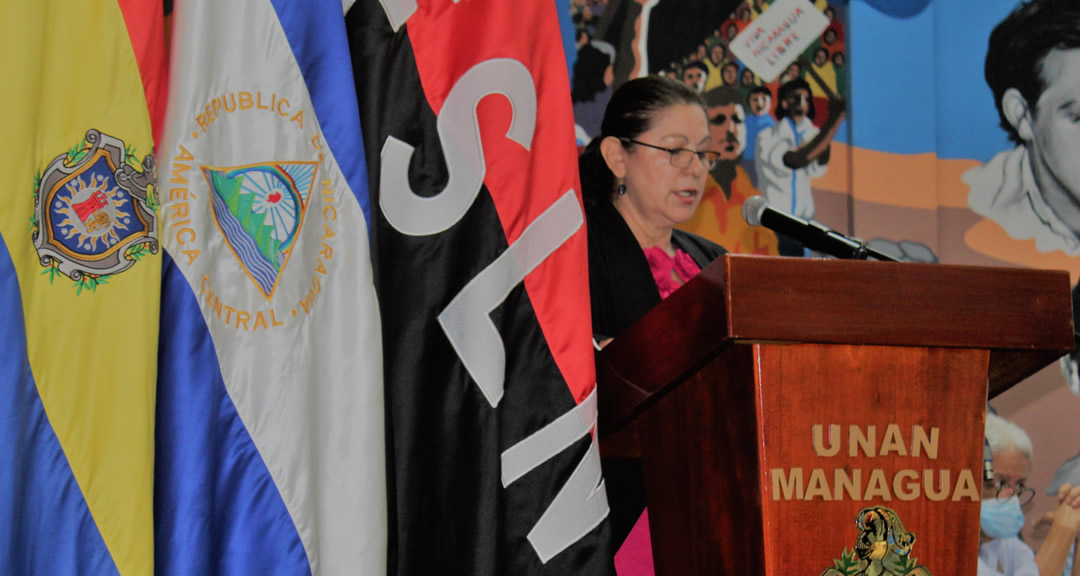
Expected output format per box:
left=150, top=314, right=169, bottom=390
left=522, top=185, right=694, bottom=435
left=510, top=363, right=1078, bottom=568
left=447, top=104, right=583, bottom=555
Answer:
left=570, top=0, right=848, bottom=256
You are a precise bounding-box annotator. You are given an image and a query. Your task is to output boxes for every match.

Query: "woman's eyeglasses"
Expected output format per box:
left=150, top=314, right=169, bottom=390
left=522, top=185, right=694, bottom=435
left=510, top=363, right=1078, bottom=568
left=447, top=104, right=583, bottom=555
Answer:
left=622, top=138, right=720, bottom=170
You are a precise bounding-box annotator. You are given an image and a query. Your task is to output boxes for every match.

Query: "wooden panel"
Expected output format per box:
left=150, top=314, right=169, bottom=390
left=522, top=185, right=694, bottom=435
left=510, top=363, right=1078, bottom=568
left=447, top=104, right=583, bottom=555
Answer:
left=720, top=255, right=1072, bottom=354
left=597, top=263, right=732, bottom=438
left=988, top=349, right=1070, bottom=398
left=599, top=419, right=640, bottom=459
left=598, top=255, right=1071, bottom=440
left=756, top=343, right=987, bottom=575
left=638, top=345, right=766, bottom=576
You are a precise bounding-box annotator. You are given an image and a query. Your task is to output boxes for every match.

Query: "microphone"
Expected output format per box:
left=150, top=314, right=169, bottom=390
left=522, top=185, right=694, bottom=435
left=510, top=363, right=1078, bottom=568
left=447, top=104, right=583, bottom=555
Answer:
left=742, top=196, right=899, bottom=262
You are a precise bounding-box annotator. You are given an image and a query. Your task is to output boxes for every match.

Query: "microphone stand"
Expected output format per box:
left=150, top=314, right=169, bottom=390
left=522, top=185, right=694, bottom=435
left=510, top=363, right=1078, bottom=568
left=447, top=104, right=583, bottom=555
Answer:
left=855, top=241, right=901, bottom=263
left=795, top=61, right=900, bottom=262
left=797, top=219, right=901, bottom=262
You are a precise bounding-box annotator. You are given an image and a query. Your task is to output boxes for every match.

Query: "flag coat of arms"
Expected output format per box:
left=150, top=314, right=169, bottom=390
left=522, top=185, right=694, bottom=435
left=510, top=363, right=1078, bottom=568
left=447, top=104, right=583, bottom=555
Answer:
left=156, top=0, right=386, bottom=573
left=346, top=0, right=613, bottom=573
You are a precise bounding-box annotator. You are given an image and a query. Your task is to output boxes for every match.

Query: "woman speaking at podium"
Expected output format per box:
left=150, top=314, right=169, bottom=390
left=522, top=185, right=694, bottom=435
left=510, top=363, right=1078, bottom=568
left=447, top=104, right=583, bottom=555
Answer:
left=579, top=76, right=727, bottom=575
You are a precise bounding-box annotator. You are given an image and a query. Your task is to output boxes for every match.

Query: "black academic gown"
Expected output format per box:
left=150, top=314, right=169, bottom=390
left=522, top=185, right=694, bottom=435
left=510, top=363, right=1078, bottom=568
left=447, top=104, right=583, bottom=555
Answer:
left=585, top=199, right=727, bottom=548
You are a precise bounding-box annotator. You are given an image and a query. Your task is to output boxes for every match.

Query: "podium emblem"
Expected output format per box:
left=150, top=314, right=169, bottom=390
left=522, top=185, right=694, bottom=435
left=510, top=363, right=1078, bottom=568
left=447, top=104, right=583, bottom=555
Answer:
left=822, top=507, right=932, bottom=576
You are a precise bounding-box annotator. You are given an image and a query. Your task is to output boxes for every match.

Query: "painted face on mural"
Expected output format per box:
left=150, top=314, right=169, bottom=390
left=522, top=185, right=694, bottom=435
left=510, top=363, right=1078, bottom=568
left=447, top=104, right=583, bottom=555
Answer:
left=1027, top=48, right=1080, bottom=208
left=710, top=44, right=725, bottom=66
left=749, top=92, right=771, bottom=116
left=784, top=62, right=802, bottom=83
left=683, top=67, right=707, bottom=93
left=814, top=48, right=829, bottom=67
left=722, top=64, right=738, bottom=86
left=708, top=102, right=746, bottom=161
left=782, top=88, right=811, bottom=121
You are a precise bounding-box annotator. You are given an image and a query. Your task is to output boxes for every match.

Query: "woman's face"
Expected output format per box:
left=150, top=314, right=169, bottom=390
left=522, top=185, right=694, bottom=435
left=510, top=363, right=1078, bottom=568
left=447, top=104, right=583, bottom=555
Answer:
left=617, top=103, right=710, bottom=230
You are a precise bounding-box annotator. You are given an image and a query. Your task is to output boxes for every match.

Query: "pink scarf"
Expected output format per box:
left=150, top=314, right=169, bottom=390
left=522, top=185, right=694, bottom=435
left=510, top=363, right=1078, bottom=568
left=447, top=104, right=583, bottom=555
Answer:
left=643, top=246, right=701, bottom=300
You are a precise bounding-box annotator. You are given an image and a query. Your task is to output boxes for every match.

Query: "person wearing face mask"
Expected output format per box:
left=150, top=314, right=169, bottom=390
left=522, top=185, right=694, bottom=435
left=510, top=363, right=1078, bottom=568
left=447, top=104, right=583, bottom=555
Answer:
left=979, top=413, right=1080, bottom=576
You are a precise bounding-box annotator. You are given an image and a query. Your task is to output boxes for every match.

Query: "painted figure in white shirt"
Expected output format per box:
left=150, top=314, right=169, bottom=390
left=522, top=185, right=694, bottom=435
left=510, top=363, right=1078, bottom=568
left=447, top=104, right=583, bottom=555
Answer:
left=755, top=78, right=845, bottom=256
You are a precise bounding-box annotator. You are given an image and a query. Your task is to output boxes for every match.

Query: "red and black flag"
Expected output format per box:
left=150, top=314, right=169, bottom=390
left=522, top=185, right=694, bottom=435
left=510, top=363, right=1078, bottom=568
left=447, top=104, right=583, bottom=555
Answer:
left=345, top=0, right=613, bottom=574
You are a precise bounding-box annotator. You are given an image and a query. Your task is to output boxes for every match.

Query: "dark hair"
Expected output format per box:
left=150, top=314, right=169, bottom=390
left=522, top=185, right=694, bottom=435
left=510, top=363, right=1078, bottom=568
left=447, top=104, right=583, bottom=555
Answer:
left=703, top=86, right=743, bottom=108
left=579, top=76, right=707, bottom=206
left=832, top=51, right=845, bottom=65
left=986, top=0, right=1080, bottom=144
left=775, top=78, right=815, bottom=121
left=571, top=43, right=613, bottom=103
left=814, top=47, right=829, bottom=61
left=749, top=85, right=772, bottom=99
left=684, top=61, right=709, bottom=76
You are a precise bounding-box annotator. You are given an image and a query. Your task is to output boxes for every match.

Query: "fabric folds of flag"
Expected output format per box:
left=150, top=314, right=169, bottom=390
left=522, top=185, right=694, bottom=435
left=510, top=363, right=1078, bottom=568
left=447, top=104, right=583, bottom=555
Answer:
left=346, top=0, right=612, bottom=573
left=156, top=0, right=386, bottom=574
left=0, top=1, right=166, bottom=574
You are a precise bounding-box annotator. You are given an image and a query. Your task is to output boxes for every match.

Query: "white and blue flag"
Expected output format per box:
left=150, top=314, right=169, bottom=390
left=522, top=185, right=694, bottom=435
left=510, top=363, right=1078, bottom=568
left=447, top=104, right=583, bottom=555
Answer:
left=157, top=1, right=385, bottom=573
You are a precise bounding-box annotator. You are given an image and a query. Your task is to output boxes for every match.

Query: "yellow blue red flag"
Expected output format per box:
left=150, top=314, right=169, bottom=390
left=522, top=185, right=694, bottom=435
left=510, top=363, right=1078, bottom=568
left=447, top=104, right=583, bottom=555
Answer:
left=0, top=1, right=167, bottom=574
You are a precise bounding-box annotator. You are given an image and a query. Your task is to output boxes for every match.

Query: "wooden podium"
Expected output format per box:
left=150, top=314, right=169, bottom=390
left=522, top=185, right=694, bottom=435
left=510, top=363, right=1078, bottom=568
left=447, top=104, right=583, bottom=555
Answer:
left=596, top=255, right=1074, bottom=575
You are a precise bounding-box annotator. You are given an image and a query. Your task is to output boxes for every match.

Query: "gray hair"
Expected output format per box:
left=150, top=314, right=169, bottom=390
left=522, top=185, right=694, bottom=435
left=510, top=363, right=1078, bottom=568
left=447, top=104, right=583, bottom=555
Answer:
left=986, top=412, right=1034, bottom=460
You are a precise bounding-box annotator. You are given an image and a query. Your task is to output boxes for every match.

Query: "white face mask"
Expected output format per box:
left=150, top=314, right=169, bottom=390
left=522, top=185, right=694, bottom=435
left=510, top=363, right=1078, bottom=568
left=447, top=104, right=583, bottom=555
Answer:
left=980, top=496, right=1025, bottom=539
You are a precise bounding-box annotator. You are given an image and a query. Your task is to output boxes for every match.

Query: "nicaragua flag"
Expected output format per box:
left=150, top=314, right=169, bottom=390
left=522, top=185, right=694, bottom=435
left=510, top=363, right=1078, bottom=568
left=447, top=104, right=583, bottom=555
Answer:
left=0, top=1, right=166, bottom=574
left=157, top=0, right=386, bottom=574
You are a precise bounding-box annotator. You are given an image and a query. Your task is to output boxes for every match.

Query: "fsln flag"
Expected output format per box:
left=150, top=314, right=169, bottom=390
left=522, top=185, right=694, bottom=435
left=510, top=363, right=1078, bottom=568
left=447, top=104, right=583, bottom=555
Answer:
left=346, top=0, right=612, bottom=574
left=0, top=1, right=166, bottom=574
left=157, top=0, right=386, bottom=574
